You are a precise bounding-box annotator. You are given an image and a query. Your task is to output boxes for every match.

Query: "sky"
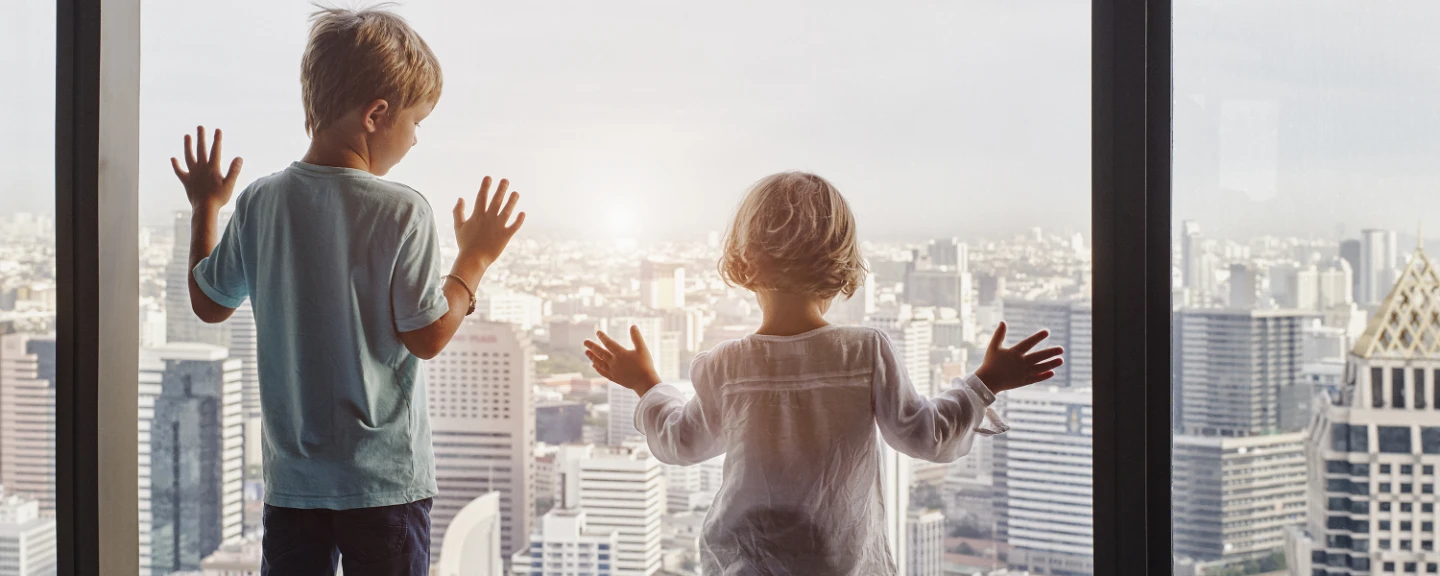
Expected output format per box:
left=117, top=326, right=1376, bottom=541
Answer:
left=3, top=0, right=1440, bottom=242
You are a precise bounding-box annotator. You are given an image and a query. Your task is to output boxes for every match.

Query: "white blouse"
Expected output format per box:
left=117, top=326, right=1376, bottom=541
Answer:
left=633, top=324, right=1007, bottom=576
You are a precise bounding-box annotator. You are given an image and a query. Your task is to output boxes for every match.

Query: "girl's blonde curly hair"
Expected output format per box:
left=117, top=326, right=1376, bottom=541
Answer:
left=719, top=172, right=868, bottom=300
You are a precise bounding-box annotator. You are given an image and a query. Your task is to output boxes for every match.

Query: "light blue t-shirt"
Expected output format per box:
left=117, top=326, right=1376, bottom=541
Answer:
left=193, top=161, right=448, bottom=510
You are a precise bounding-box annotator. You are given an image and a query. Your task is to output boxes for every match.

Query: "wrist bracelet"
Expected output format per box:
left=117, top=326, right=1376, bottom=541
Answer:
left=445, top=274, right=477, bottom=316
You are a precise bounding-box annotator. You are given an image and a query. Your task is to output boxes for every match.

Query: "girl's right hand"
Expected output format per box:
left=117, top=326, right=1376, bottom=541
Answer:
left=974, top=321, right=1065, bottom=394
left=585, top=326, right=663, bottom=397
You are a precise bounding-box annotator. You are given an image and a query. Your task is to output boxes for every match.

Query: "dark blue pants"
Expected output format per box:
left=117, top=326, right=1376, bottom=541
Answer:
left=261, top=498, right=432, bottom=576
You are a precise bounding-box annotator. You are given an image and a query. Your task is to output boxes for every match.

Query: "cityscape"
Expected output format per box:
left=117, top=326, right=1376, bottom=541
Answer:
left=1, top=203, right=1434, bottom=576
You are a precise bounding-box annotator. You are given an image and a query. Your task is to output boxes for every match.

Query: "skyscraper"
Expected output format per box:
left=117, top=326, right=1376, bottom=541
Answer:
left=0, top=334, right=55, bottom=515
left=436, top=492, right=504, bottom=576
left=866, top=315, right=934, bottom=395
left=640, top=260, right=686, bottom=311
left=510, top=508, right=621, bottom=576
left=1182, top=220, right=1203, bottom=289
left=556, top=444, right=664, bottom=576
left=1339, top=238, right=1362, bottom=303
left=927, top=238, right=968, bottom=271
left=1173, top=309, right=1313, bottom=436
left=1003, top=386, right=1094, bottom=575
left=1299, top=245, right=1440, bottom=574
left=907, top=508, right=944, bottom=576
left=1359, top=228, right=1399, bottom=306
left=0, top=490, right=56, bottom=576
left=1229, top=262, right=1258, bottom=309
left=166, top=210, right=229, bottom=348
left=426, top=320, right=536, bottom=559
left=905, top=268, right=974, bottom=313
left=139, top=344, right=243, bottom=576
left=1172, top=432, right=1307, bottom=564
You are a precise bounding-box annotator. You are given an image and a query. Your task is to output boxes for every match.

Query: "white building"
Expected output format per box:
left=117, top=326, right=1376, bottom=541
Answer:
left=556, top=444, right=664, bottom=576
left=1003, top=386, right=1094, bottom=575
left=437, top=492, right=504, bottom=576
left=1358, top=229, right=1399, bottom=306
left=511, top=508, right=621, bottom=576
left=1171, top=432, right=1307, bottom=565
left=908, top=508, right=944, bottom=576
left=640, top=260, right=685, bottom=311
left=427, top=321, right=536, bottom=559
left=1302, top=246, right=1440, bottom=575
left=477, top=290, right=545, bottom=329
left=664, top=453, right=724, bottom=513
left=610, top=380, right=692, bottom=448
left=0, top=334, right=55, bottom=515
left=0, top=491, right=56, bottom=576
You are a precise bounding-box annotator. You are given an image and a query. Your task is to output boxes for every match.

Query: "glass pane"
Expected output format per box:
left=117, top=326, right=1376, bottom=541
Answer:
left=0, top=0, right=60, bottom=574
left=1172, top=2, right=1440, bottom=574
left=143, top=2, right=1089, bottom=574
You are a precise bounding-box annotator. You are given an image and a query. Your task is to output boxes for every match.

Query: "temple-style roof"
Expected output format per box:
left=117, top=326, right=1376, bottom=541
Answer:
left=1352, top=245, right=1440, bottom=359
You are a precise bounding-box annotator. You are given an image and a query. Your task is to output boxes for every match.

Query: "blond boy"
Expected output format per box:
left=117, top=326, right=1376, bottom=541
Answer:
left=169, top=7, right=523, bottom=575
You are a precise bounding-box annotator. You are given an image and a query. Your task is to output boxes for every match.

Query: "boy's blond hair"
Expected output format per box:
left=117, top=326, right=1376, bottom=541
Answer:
left=719, top=172, right=868, bottom=300
left=301, top=5, right=443, bottom=136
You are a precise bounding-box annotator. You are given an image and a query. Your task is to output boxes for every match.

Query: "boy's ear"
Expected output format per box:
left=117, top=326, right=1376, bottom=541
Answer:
left=362, top=99, right=391, bottom=133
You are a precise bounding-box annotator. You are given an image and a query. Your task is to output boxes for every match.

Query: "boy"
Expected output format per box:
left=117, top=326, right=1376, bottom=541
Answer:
left=169, top=7, right=524, bottom=575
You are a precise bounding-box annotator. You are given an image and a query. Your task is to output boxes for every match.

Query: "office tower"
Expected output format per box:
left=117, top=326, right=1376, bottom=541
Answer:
left=605, top=317, right=677, bottom=381
left=1359, top=229, right=1399, bottom=306
left=640, top=260, right=686, bottom=311
left=1182, top=220, right=1203, bottom=289
left=427, top=320, right=536, bottom=559
left=0, top=334, right=55, bottom=515
left=1001, top=300, right=1093, bottom=388
left=1171, top=432, right=1307, bottom=565
left=1318, top=257, right=1355, bottom=309
left=0, top=491, right=56, bottom=576
left=167, top=211, right=228, bottom=347
left=1299, top=246, right=1440, bottom=574
left=556, top=444, right=664, bottom=576
left=436, top=492, right=504, bottom=576
left=1229, top=263, right=1258, bottom=309
left=905, top=267, right=974, bottom=313
left=908, top=508, right=944, bottom=576
left=866, top=316, right=934, bottom=395
left=1173, top=309, right=1312, bottom=436
left=662, top=308, right=706, bottom=354
left=928, top=238, right=968, bottom=271
left=139, top=344, right=243, bottom=575
left=230, top=302, right=260, bottom=478
left=537, top=401, right=585, bottom=445
left=1340, top=238, right=1362, bottom=303
left=1272, top=263, right=1302, bottom=309
left=511, top=508, right=621, bottom=576
left=1003, top=386, right=1094, bottom=575
left=881, top=442, right=913, bottom=576
left=477, top=290, right=545, bottom=328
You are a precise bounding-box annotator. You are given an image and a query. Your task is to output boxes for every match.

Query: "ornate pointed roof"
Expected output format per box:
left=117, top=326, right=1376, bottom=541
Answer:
left=1352, top=246, right=1440, bottom=359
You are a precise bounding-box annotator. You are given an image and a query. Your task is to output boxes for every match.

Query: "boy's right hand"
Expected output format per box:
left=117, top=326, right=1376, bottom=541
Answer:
left=974, top=322, right=1064, bottom=394
left=453, top=176, right=526, bottom=272
left=585, top=327, right=662, bottom=397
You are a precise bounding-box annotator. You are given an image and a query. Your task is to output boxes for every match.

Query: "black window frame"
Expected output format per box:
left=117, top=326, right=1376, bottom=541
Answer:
left=54, top=0, right=1174, bottom=573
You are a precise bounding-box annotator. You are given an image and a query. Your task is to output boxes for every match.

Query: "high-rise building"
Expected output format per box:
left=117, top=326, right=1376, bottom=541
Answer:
left=436, top=492, right=504, bottom=576
left=0, top=491, right=56, bottom=576
left=1003, top=386, right=1094, bottom=575
left=0, top=334, right=55, bottom=515
left=556, top=444, right=664, bottom=576
left=1299, top=257, right=1356, bottom=312
left=1171, top=432, right=1307, bottom=565
left=1359, top=229, right=1399, bottom=306
left=610, top=381, right=692, bottom=448
left=908, top=508, right=944, bottom=576
left=139, top=344, right=244, bottom=576
left=426, top=320, right=536, bottom=559
left=510, top=508, right=621, bottom=576
left=1001, top=300, right=1092, bottom=388
left=604, top=317, right=677, bottom=381
left=477, top=290, right=545, bottom=328
left=866, top=315, right=934, bottom=395
left=1182, top=220, right=1204, bottom=290
left=1173, top=309, right=1313, bottom=436
left=1339, top=238, right=1362, bottom=304
left=927, top=238, right=968, bottom=271
left=640, top=260, right=686, bottom=311
left=1299, top=246, right=1440, bottom=574
left=663, top=454, right=724, bottom=514
left=166, top=211, right=230, bottom=348
left=905, top=268, right=974, bottom=315
left=1229, top=262, right=1258, bottom=309
left=537, top=401, right=585, bottom=445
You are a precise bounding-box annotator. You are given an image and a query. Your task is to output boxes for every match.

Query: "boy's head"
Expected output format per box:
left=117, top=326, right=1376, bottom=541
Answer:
left=720, top=172, right=868, bottom=301
left=301, top=5, right=442, bottom=175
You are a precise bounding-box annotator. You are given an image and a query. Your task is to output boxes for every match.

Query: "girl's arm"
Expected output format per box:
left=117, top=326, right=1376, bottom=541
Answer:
left=586, top=329, right=725, bottom=465
left=872, top=329, right=1009, bottom=463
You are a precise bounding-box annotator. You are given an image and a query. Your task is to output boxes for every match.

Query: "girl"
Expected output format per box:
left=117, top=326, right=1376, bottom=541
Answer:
left=584, top=172, right=1062, bottom=575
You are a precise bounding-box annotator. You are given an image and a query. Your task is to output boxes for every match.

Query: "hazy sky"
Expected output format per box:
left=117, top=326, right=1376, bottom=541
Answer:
left=4, top=1, right=1440, bottom=241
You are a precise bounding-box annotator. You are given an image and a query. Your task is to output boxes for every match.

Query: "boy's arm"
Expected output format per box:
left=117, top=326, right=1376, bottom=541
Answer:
left=398, top=176, right=524, bottom=360
left=172, top=126, right=244, bottom=323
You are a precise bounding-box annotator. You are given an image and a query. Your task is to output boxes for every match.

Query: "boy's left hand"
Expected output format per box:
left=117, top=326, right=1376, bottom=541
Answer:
left=585, top=326, right=662, bottom=397
left=172, top=125, right=243, bottom=214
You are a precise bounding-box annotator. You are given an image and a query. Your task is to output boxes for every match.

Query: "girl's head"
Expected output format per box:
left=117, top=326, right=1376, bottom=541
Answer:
left=719, top=172, right=868, bottom=302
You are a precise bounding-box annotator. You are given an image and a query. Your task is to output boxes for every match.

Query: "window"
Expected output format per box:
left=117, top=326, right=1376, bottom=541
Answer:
left=1385, top=464, right=1395, bottom=474
left=1380, top=427, right=1413, bottom=454
left=1396, top=368, right=1408, bottom=409
left=1404, top=465, right=1414, bottom=474
left=0, top=0, right=60, bottom=573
